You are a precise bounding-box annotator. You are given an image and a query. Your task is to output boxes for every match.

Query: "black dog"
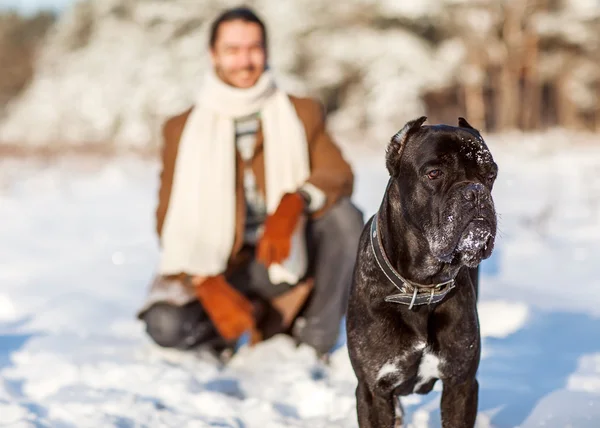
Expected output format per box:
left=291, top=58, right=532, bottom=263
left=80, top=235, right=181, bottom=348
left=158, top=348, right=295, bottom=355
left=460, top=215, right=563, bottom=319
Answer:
left=346, top=117, right=498, bottom=428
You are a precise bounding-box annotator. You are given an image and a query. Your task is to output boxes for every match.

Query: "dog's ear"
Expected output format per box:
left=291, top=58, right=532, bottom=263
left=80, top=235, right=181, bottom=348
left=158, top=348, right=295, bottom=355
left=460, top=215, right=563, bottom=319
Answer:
left=386, top=116, right=427, bottom=176
left=458, top=117, right=482, bottom=137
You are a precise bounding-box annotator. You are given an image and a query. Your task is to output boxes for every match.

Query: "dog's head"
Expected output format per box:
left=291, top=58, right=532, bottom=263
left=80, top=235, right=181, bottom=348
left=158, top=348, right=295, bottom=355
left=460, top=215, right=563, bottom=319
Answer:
left=385, top=116, right=498, bottom=268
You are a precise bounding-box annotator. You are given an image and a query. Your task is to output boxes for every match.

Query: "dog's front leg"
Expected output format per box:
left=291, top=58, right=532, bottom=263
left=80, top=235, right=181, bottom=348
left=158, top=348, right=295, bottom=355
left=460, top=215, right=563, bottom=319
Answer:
left=440, top=377, right=478, bottom=428
left=355, top=382, right=399, bottom=428
left=356, top=382, right=373, bottom=428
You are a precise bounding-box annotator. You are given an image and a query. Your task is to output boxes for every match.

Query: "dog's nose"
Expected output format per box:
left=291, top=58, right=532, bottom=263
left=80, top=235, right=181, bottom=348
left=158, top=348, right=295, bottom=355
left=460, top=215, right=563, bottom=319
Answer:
left=463, top=183, right=484, bottom=202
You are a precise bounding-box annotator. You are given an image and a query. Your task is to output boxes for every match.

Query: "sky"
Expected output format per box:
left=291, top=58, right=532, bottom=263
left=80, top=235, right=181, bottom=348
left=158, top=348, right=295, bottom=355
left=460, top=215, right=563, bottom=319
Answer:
left=0, top=0, right=76, bottom=15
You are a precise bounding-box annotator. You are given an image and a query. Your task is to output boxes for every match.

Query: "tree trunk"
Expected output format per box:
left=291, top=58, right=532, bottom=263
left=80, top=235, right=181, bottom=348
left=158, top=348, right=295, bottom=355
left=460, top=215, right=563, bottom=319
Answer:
left=496, top=0, right=525, bottom=130
left=555, top=59, right=581, bottom=130
left=595, top=79, right=600, bottom=132
left=464, top=80, right=487, bottom=132
left=497, top=59, right=521, bottom=130
left=522, top=32, right=541, bottom=130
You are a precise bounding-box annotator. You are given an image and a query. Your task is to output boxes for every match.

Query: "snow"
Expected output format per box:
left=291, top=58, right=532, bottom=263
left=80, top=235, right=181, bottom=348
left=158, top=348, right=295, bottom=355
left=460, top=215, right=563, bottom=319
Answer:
left=1, top=130, right=600, bottom=427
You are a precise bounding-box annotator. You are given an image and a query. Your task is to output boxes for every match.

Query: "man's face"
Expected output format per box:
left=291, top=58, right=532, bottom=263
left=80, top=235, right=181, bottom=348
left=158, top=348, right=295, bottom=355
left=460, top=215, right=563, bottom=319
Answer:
left=210, top=20, right=267, bottom=89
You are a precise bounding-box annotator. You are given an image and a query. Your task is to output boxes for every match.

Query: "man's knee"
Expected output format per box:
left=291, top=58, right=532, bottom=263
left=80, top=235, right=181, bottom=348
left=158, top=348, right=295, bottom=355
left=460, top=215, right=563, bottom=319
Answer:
left=141, top=302, right=215, bottom=349
left=142, top=303, right=188, bottom=348
left=293, top=317, right=341, bottom=356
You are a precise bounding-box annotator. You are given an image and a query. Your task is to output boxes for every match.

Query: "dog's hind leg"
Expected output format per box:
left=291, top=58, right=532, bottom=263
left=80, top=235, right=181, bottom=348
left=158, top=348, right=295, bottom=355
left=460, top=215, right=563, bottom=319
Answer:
left=440, top=377, right=479, bottom=428
left=394, top=394, right=404, bottom=427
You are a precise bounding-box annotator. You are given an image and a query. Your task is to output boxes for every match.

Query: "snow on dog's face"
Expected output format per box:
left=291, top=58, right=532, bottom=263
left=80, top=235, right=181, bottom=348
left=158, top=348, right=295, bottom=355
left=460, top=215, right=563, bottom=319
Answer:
left=386, top=117, right=498, bottom=268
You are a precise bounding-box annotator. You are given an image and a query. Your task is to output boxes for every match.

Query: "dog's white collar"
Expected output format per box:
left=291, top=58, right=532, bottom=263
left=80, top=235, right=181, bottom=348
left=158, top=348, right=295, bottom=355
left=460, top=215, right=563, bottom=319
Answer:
left=370, top=211, right=456, bottom=310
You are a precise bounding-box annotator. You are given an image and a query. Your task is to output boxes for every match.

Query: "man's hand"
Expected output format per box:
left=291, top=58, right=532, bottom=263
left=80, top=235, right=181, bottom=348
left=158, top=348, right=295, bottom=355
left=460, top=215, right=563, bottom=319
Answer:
left=256, top=192, right=306, bottom=266
left=193, top=275, right=255, bottom=341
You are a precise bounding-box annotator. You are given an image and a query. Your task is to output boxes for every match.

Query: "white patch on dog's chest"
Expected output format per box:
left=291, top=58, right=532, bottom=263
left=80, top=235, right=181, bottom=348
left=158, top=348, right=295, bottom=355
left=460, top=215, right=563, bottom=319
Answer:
left=375, top=343, right=441, bottom=392
left=415, top=350, right=441, bottom=390
left=377, top=359, right=401, bottom=381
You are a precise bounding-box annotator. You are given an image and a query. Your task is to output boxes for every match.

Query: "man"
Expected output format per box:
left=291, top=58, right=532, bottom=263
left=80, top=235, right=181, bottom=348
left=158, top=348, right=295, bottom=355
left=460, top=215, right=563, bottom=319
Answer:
left=136, top=6, right=364, bottom=358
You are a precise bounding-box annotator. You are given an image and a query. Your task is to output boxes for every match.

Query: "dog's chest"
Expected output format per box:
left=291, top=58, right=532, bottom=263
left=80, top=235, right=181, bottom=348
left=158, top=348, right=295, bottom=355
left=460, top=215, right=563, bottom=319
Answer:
left=415, top=351, right=441, bottom=389
left=376, top=343, right=442, bottom=394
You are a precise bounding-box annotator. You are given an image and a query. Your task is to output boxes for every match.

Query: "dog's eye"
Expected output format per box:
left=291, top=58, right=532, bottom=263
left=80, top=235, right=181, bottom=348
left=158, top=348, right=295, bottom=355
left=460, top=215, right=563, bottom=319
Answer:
left=427, top=169, right=443, bottom=180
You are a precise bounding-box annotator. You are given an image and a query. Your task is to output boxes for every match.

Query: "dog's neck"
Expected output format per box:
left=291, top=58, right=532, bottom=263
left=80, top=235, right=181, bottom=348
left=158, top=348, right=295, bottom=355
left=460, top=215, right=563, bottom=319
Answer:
left=378, top=181, right=459, bottom=285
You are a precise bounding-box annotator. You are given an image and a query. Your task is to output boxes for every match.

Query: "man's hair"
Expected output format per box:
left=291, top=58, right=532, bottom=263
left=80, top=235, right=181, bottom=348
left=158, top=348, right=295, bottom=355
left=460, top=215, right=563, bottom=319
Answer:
left=209, top=6, right=267, bottom=49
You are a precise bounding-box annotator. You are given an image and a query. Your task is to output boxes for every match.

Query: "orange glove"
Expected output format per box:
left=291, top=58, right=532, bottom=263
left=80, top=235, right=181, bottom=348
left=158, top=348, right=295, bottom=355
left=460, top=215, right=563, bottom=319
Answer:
left=256, top=192, right=306, bottom=267
left=194, top=275, right=255, bottom=341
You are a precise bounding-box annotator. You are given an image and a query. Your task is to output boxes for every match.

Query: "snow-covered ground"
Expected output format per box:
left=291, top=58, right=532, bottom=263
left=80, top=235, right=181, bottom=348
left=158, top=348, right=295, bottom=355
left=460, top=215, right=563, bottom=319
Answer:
left=1, top=130, right=599, bottom=427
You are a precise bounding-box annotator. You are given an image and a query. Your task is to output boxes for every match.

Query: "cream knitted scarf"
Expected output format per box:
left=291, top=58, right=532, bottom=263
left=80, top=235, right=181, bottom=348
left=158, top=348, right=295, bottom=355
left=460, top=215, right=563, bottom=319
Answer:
left=158, top=69, right=310, bottom=284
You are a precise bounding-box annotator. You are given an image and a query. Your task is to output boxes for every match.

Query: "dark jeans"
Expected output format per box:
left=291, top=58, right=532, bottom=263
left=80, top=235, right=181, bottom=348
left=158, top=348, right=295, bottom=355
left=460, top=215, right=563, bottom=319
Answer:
left=142, top=198, right=365, bottom=355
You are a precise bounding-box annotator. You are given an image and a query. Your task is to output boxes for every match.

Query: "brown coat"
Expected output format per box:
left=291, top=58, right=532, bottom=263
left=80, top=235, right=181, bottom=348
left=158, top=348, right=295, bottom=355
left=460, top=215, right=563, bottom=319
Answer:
left=138, top=95, right=354, bottom=329
left=156, top=95, right=354, bottom=265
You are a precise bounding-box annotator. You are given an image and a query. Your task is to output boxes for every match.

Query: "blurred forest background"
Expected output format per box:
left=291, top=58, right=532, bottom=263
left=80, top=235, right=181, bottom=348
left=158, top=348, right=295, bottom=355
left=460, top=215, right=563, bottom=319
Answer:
left=0, top=0, right=598, bottom=153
